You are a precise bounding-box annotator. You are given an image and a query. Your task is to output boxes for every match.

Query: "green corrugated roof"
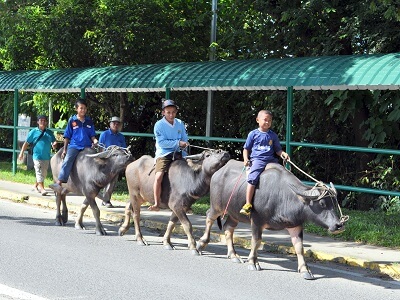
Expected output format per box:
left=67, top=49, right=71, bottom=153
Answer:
left=0, top=53, right=399, bottom=92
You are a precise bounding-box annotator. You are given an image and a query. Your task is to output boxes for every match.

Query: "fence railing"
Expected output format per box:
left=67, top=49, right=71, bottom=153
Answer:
left=1, top=124, right=400, bottom=198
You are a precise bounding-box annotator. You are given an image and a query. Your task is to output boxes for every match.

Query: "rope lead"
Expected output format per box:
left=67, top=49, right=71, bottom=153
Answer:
left=284, top=158, right=349, bottom=224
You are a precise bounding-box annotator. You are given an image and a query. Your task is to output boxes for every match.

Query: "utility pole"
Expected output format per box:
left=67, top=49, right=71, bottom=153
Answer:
left=206, top=0, right=217, bottom=140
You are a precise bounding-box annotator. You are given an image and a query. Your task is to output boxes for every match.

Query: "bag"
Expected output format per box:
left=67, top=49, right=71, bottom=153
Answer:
left=28, top=130, right=45, bottom=156
left=28, top=144, right=33, bottom=155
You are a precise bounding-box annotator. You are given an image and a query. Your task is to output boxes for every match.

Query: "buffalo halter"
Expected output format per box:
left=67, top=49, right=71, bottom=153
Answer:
left=95, top=144, right=132, bottom=157
left=283, top=158, right=349, bottom=224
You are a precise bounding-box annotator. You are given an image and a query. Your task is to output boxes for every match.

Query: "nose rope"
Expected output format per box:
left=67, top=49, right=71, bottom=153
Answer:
left=189, top=144, right=217, bottom=151
left=284, top=158, right=349, bottom=223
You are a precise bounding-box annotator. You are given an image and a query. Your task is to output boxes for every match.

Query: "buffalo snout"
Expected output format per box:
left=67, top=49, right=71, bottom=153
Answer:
left=328, top=222, right=345, bottom=234
left=222, top=152, right=230, bottom=161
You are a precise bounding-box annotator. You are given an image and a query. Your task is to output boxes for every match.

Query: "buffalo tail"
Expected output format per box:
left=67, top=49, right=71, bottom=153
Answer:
left=217, top=216, right=222, bottom=230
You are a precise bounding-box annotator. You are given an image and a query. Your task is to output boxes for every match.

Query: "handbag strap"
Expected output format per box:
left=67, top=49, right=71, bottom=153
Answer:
left=31, top=129, right=46, bottom=150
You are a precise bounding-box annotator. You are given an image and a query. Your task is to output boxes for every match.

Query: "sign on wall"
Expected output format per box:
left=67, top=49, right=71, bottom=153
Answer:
left=18, top=114, right=31, bottom=142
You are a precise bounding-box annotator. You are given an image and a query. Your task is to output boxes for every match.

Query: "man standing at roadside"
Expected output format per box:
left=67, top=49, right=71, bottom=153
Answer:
left=18, top=115, right=57, bottom=195
left=98, top=116, right=127, bottom=207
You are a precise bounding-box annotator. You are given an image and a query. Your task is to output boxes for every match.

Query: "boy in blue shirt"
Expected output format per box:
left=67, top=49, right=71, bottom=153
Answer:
left=240, top=110, right=289, bottom=216
left=18, top=115, right=57, bottom=195
left=49, top=98, right=98, bottom=194
left=149, top=99, right=189, bottom=211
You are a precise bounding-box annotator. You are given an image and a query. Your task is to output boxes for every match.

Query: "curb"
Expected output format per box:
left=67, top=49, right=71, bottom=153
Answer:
left=1, top=189, right=400, bottom=279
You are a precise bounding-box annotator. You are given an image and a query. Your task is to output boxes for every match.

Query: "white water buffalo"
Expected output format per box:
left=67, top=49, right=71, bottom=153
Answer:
left=196, top=160, right=347, bottom=279
left=118, top=149, right=230, bottom=254
left=50, top=146, right=133, bottom=235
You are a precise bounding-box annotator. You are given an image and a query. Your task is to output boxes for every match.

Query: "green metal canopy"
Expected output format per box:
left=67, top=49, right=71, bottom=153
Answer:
left=0, top=53, right=399, bottom=92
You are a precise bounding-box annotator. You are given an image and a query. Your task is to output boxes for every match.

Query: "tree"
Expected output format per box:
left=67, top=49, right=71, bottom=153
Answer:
left=1, top=0, right=399, bottom=211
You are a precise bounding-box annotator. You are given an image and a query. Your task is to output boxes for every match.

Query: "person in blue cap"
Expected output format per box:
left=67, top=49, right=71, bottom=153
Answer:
left=49, top=98, right=98, bottom=194
left=18, top=115, right=57, bottom=195
left=149, top=99, right=189, bottom=211
left=98, top=116, right=127, bottom=207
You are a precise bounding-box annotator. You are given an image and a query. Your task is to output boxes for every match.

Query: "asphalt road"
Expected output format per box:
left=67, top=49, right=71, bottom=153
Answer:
left=1, top=198, right=399, bottom=300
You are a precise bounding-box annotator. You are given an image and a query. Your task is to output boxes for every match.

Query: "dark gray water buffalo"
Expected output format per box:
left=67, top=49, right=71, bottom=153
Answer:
left=118, top=149, right=230, bottom=254
left=50, top=146, right=133, bottom=235
left=196, top=160, right=347, bottom=279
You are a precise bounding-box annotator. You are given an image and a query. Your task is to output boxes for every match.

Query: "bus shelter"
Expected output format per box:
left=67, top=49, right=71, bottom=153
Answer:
left=1, top=53, right=400, bottom=196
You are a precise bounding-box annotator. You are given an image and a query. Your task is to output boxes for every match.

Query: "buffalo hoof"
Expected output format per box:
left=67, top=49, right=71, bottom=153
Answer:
left=230, top=255, right=244, bottom=264
left=136, top=239, right=148, bottom=246
left=75, top=223, right=85, bottom=230
left=164, top=244, right=175, bottom=250
left=196, top=240, right=207, bottom=253
left=300, top=271, right=315, bottom=280
left=118, top=228, right=126, bottom=236
left=55, top=216, right=64, bottom=226
left=102, top=201, right=114, bottom=208
left=95, top=229, right=106, bottom=236
left=62, top=214, right=68, bottom=224
left=247, top=263, right=261, bottom=271
left=191, top=249, right=200, bottom=256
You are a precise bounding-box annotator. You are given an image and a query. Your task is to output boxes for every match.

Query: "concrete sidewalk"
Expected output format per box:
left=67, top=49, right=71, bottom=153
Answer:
left=0, top=179, right=399, bottom=279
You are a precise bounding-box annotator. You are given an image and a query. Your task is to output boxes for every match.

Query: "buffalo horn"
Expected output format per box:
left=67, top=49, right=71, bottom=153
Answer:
left=185, top=153, right=203, bottom=160
left=86, top=151, right=110, bottom=158
left=329, top=182, right=337, bottom=196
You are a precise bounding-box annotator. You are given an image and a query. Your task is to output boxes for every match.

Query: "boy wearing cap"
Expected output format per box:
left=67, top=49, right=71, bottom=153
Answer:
left=49, top=98, right=98, bottom=194
left=18, top=115, right=57, bottom=195
left=150, top=99, right=189, bottom=211
left=98, top=116, right=127, bottom=207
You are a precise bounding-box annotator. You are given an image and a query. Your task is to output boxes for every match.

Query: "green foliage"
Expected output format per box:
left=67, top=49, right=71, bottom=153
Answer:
left=191, top=195, right=210, bottom=215
left=0, top=161, right=54, bottom=186
left=343, top=155, right=400, bottom=212
left=305, top=208, right=400, bottom=248
left=104, top=177, right=129, bottom=202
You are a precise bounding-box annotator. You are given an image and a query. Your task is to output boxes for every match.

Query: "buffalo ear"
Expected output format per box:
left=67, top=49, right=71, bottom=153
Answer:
left=186, top=159, right=202, bottom=172
left=93, top=157, right=107, bottom=165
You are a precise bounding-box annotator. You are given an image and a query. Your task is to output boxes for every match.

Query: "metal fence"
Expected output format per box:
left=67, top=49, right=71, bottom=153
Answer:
left=1, top=124, right=400, bottom=198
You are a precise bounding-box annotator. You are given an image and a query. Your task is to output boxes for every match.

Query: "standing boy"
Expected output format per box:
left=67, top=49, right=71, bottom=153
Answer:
left=150, top=99, right=189, bottom=211
left=240, top=110, right=289, bottom=216
left=18, top=115, right=57, bottom=195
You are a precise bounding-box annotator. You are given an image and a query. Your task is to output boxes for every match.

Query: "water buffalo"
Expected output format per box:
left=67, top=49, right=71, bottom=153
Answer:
left=196, top=160, right=347, bottom=279
left=50, top=146, right=133, bottom=235
left=118, top=149, right=230, bottom=254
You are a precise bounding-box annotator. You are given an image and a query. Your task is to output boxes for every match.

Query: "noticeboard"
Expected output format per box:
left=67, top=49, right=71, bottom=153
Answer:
left=18, top=114, right=31, bottom=142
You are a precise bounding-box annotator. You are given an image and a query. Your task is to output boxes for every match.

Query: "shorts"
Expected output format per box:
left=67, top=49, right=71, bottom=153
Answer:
left=154, top=152, right=183, bottom=173
left=33, top=159, right=50, bottom=183
left=247, top=159, right=270, bottom=186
